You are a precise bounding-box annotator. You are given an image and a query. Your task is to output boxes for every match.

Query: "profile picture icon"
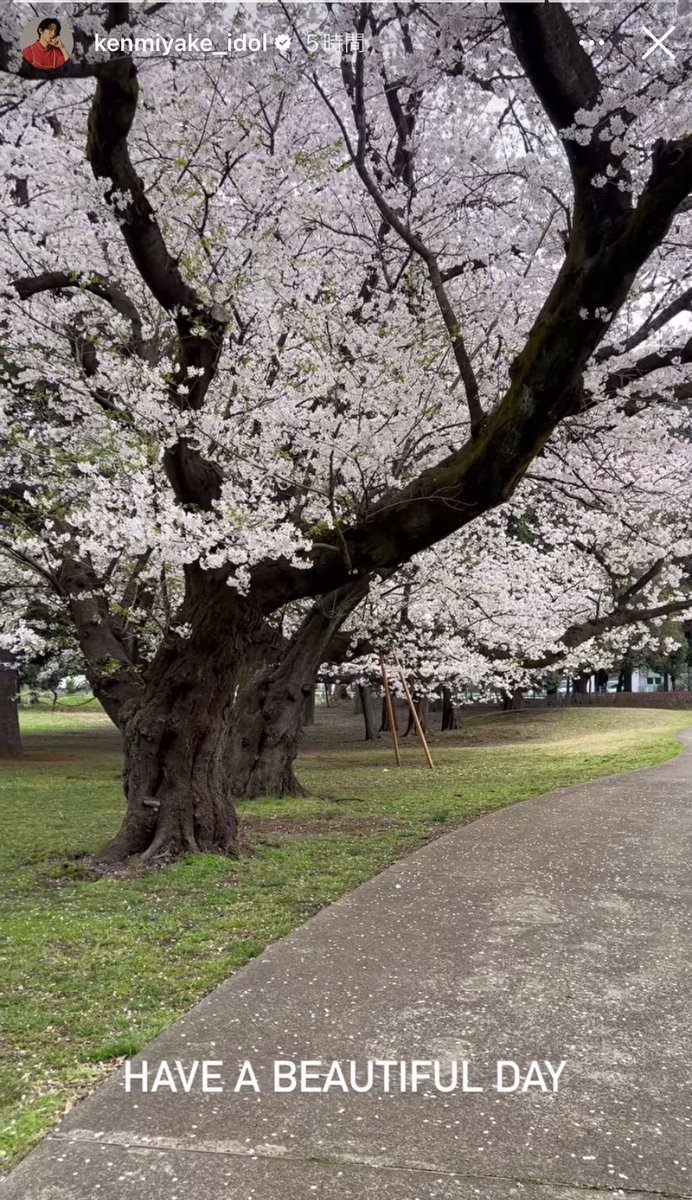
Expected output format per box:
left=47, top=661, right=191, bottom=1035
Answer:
left=20, top=16, right=73, bottom=71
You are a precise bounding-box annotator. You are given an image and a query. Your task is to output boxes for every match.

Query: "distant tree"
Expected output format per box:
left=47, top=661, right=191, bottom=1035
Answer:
left=0, top=649, right=21, bottom=758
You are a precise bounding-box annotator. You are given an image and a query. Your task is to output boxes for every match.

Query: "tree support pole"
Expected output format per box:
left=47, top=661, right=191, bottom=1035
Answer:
left=379, top=654, right=401, bottom=767
left=394, top=651, right=435, bottom=771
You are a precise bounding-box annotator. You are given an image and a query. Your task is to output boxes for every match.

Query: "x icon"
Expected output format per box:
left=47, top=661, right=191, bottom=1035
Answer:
left=642, top=25, right=676, bottom=60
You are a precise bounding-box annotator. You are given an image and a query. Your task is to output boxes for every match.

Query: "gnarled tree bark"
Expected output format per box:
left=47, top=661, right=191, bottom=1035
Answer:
left=224, top=582, right=368, bottom=801
left=96, top=578, right=368, bottom=861
left=98, top=579, right=272, bottom=862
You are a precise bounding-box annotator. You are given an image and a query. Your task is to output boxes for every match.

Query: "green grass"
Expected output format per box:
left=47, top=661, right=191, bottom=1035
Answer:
left=1, top=704, right=690, bottom=1172
left=18, top=692, right=105, bottom=715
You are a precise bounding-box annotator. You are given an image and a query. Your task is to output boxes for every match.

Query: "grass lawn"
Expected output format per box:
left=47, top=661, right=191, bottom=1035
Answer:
left=1, top=702, right=690, bottom=1171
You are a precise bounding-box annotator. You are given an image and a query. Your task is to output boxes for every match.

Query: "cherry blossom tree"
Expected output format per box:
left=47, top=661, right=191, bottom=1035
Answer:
left=0, top=2, right=690, bottom=861
left=339, top=450, right=692, bottom=713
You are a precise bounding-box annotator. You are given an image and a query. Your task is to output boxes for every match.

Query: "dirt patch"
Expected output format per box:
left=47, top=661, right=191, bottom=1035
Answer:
left=242, top=816, right=407, bottom=838
left=35, top=854, right=151, bottom=883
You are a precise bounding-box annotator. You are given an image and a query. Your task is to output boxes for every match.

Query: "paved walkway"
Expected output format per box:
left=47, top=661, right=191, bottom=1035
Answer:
left=3, top=735, right=691, bottom=1200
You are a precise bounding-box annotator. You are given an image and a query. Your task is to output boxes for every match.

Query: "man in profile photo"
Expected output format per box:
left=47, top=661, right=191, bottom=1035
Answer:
left=22, top=18, right=70, bottom=70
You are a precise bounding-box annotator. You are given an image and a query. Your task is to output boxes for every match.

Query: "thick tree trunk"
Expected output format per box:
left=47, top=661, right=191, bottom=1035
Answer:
left=226, top=591, right=365, bottom=799
left=97, top=577, right=368, bottom=863
left=98, top=587, right=265, bottom=863
left=0, top=653, right=21, bottom=758
left=358, top=685, right=379, bottom=741
left=225, top=664, right=309, bottom=801
left=441, top=686, right=458, bottom=731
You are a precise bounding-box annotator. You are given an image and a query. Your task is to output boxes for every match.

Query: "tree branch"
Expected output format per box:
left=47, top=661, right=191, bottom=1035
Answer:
left=605, top=336, right=692, bottom=394
left=542, top=598, right=692, bottom=664
left=501, top=3, right=633, bottom=250
left=251, top=118, right=692, bottom=609
left=597, top=285, right=692, bottom=363
left=7, top=53, right=230, bottom=509
left=328, top=33, right=485, bottom=435
left=56, top=550, right=144, bottom=725
left=0, top=487, right=142, bottom=725
left=12, top=271, right=147, bottom=359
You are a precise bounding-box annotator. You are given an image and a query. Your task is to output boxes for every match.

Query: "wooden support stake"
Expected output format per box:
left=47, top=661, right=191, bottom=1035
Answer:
left=394, top=651, right=435, bottom=770
left=379, top=654, right=401, bottom=767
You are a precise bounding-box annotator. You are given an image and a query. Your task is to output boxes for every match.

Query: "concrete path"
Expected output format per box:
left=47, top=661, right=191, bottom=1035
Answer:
left=3, top=735, right=692, bottom=1200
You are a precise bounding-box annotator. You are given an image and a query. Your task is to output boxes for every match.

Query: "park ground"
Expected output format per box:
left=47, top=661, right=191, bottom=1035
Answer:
left=1, top=700, right=691, bottom=1174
